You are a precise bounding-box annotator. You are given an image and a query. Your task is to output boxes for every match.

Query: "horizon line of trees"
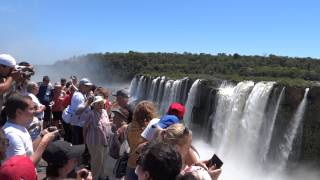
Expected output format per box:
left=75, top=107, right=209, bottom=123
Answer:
left=54, top=51, right=320, bottom=87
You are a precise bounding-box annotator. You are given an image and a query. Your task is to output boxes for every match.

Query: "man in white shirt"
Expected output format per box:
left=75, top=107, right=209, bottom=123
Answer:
left=67, top=78, right=93, bottom=145
left=2, top=93, right=58, bottom=164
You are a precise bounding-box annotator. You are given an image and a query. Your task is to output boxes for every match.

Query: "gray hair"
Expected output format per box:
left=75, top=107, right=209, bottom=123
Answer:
left=26, top=82, right=38, bottom=93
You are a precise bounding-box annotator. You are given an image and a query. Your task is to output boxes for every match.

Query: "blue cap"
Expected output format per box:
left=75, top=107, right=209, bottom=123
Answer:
left=157, top=115, right=179, bottom=129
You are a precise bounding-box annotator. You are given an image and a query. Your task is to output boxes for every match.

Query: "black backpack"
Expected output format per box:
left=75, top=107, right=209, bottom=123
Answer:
left=113, top=152, right=129, bottom=178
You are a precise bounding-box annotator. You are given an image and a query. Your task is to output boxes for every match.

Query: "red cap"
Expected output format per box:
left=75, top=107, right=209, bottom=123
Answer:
left=0, top=156, right=36, bottom=180
left=167, top=102, right=185, bottom=120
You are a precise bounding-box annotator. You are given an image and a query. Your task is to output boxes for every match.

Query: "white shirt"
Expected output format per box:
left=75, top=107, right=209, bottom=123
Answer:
left=68, top=91, right=88, bottom=127
left=2, top=121, right=34, bottom=160
left=141, top=118, right=160, bottom=141
left=69, top=91, right=86, bottom=112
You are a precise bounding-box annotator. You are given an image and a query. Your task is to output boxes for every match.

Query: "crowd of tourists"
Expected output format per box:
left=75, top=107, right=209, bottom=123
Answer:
left=0, top=54, right=222, bottom=180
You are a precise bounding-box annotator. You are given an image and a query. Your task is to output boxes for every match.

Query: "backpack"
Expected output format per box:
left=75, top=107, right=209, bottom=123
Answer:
left=111, top=126, right=130, bottom=178
left=109, top=133, right=121, bottom=159
left=113, top=152, right=129, bottom=178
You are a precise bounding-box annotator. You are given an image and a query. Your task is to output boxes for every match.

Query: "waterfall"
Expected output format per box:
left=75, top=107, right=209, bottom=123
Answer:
left=215, top=81, right=255, bottom=156
left=128, top=75, right=318, bottom=179
left=169, top=80, right=182, bottom=103
left=261, top=87, right=285, bottom=163
left=129, top=76, right=138, bottom=98
left=184, top=79, right=201, bottom=126
left=277, top=88, right=309, bottom=171
left=159, top=80, right=174, bottom=115
left=147, top=77, right=160, bottom=101
left=239, top=82, right=275, bottom=162
left=210, top=82, right=237, bottom=150
left=135, top=76, right=146, bottom=100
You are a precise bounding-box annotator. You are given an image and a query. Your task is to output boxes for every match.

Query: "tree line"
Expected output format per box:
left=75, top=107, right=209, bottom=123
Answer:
left=54, top=51, right=320, bottom=87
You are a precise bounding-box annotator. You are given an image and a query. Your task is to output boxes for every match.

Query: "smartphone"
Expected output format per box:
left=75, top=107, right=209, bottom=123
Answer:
left=209, top=154, right=223, bottom=168
left=48, top=126, right=57, bottom=132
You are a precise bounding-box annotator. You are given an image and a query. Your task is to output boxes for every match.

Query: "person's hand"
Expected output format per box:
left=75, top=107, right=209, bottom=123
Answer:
left=41, top=127, right=59, bottom=143
left=116, top=124, right=128, bottom=136
left=40, top=127, right=50, bottom=136
left=49, top=101, right=55, bottom=107
left=193, top=161, right=209, bottom=170
left=87, top=95, right=94, bottom=104
left=76, top=168, right=92, bottom=180
left=207, top=165, right=222, bottom=180
left=40, top=105, right=46, bottom=111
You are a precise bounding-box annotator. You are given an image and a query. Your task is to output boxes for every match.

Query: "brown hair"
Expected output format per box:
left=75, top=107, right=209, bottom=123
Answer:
left=95, top=87, right=109, bottom=99
left=0, top=129, right=7, bottom=161
left=5, top=93, right=32, bottom=119
left=132, top=100, right=158, bottom=127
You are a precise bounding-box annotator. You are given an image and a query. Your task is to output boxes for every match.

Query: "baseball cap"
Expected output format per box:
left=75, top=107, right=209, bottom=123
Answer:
left=157, top=115, right=179, bottom=129
left=0, top=54, right=16, bottom=68
left=0, top=155, right=37, bottom=180
left=141, top=118, right=160, bottom=141
left=42, top=140, right=85, bottom=166
left=167, top=102, right=185, bottom=120
left=79, top=78, right=93, bottom=86
left=113, top=89, right=130, bottom=98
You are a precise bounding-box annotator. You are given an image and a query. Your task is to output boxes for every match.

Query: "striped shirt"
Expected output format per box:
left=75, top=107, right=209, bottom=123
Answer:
left=83, top=109, right=112, bottom=146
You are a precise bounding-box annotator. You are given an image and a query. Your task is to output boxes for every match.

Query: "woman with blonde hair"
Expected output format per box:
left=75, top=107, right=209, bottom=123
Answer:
left=126, top=100, right=158, bottom=180
left=157, top=123, right=192, bottom=160
left=156, top=123, right=222, bottom=180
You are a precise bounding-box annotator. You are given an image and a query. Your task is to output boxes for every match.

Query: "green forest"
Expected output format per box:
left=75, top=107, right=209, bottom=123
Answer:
left=55, top=51, right=320, bottom=87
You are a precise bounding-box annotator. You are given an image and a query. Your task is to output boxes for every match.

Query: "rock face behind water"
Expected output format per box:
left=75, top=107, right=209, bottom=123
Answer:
left=301, top=87, right=320, bottom=166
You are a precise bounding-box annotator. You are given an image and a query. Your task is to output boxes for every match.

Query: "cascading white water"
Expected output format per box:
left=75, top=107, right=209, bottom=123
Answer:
left=128, top=76, right=138, bottom=98
left=159, top=80, right=174, bottom=115
left=155, top=76, right=166, bottom=105
left=215, top=81, right=255, bottom=156
left=277, top=88, right=309, bottom=171
left=147, top=77, right=160, bottom=101
left=261, top=87, right=285, bottom=163
left=210, top=82, right=236, bottom=150
left=129, top=76, right=318, bottom=180
left=207, top=82, right=312, bottom=180
left=184, top=79, right=201, bottom=126
left=135, top=76, right=146, bottom=100
left=239, top=82, right=275, bottom=162
left=170, top=80, right=182, bottom=103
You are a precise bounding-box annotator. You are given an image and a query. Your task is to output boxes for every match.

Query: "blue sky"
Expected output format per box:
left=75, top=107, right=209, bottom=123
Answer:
left=0, top=0, right=319, bottom=64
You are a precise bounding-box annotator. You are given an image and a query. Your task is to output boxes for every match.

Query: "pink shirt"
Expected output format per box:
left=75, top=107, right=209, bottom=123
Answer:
left=83, top=109, right=112, bottom=145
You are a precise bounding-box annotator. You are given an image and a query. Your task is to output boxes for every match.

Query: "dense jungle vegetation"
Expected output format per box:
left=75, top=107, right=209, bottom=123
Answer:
left=55, top=51, right=320, bottom=87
